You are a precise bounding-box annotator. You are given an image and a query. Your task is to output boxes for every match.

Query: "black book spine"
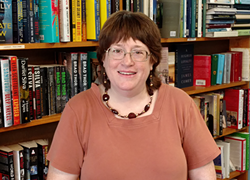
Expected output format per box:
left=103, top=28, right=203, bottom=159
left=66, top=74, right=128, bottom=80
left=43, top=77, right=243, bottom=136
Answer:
left=61, top=66, right=67, bottom=111
left=0, top=151, right=15, bottom=180
left=22, top=0, right=31, bottom=43
left=29, top=147, right=38, bottom=179
left=80, top=53, right=88, bottom=91
left=29, top=0, right=34, bottom=43
left=243, top=89, right=248, bottom=127
left=34, top=66, right=41, bottom=119
left=40, top=67, right=49, bottom=116
left=18, top=58, right=30, bottom=124
left=28, top=67, right=34, bottom=120
left=71, top=53, right=78, bottom=97
left=55, top=66, right=61, bottom=113
left=22, top=147, right=30, bottom=180
left=47, top=67, right=55, bottom=115
left=33, top=0, right=40, bottom=43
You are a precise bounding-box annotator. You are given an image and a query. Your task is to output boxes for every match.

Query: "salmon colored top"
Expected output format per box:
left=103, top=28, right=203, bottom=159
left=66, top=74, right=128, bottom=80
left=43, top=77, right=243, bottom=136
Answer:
left=47, top=83, right=220, bottom=180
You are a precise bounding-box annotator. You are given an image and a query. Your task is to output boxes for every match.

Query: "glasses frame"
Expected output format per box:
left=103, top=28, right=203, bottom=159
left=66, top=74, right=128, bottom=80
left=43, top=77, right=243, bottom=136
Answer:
left=105, top=47, right=151, bottom=62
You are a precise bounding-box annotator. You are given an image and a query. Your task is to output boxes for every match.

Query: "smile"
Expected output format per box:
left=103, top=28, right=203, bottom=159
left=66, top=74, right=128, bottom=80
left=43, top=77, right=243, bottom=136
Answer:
left=118, top=71, right=136, bottom=75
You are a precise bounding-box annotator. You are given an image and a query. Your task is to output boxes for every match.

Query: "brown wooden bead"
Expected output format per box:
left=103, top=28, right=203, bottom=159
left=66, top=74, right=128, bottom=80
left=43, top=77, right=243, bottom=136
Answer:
left=144, top=104, right=150, bottom=112
left=111, top=109, right=118, bottom=115
left=128, top=113, right=136, bottom=119
left=103, top=94, right=110, bottom=101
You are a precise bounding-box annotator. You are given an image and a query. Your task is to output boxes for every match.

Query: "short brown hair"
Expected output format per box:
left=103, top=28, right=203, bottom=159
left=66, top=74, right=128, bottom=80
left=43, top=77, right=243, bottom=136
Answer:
left=97, top=10, right=162, bottom=91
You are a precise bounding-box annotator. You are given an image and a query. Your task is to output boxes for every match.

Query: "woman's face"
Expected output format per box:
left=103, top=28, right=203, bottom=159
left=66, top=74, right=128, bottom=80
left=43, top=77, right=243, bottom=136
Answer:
left=103, top=37, right=153, bottom=94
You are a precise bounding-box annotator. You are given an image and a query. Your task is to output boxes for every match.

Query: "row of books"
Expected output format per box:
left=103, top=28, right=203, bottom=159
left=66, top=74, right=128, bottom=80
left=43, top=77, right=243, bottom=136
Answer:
left=0, top=139, right=48, bottom=180
left=0, top=51, right=97, bottom=128
left=214, top=132, right=249, bottom=179
left=157, top=0, right=250, bottom=38
left=157, top=44, right=250, bottom=89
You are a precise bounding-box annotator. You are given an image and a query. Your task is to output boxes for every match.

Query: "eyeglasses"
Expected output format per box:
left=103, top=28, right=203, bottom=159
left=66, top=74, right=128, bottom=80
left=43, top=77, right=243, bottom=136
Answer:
left=106, top=47, right=151, bottom=62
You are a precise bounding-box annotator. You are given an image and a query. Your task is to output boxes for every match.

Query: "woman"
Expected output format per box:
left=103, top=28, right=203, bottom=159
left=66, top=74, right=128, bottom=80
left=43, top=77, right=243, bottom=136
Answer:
left=47, top=11, right=220, bottom=180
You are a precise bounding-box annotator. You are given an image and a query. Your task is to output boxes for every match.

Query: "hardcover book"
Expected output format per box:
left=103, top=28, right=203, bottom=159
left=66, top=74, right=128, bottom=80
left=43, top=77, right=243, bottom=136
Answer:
left=35, top=139, right=48, bottom=180
left=40, top=66, right=49, bottom=116
left=0, top=58, right=12, bottom=127
left=216, top=54, right=225, bottom=85
left=216, top=140, right=230, bottom=178
left=27, top=67, right=34, bottom=120
left=157, top=47, right=169, bottom=84
left=59, top=0, right=70, bottom=42
left=213, top=145, right=225, bottom=179
left=82, top=0, right=87, bottom=41
left=79, top=52, right=88, bottom=92
left=39, top=0, right=60, bottom=43
left=60, top=66, right=67, bottom=111
left=22, top=0, right=31, bottom=43
left=100, top=0, right=111, bottom=29
left=0, top=0, right=13, bottom=43
left=0, top=146, right=15, bottom=180
left=71, top=0, right=82, bottom=42
left=193, top=55, right=211, bottom=87
left=224, top=88, right=244, bottom=129
left=86, top=0, right=100, bottom=41
left=211, top=54, right=218, bottom=86
left=33, top=0, right=40, bottom=43
left=12, top=0, right=24, bottom=43
left=175, top=43, right=194, bottom=88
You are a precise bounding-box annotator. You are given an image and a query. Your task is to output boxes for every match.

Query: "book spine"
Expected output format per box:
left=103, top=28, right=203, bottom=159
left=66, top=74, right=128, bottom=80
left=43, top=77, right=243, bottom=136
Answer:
left=18, top=0, right=24, bottom=43
left=71, top=53, right=79, bottom=97
left=59, top=0, right=70, bottom=42
left=0, top=62, right=2, bottom=128
left=191, top=0, right=196, bottom=37
left=238, top=89, right=244, bottom=129
left=40, top=67, right=49, bottom=116
left=248, top=89, right=250, bottom=126
left=86, top=0, right=100, bottom=41
left=79, top=53, right=88, bottom=91
left=55, top=66, right=61, bottom=113
left=47, top=67, right=56, bottom=115
left=22, top=147, right=30, bottom=180
left=243, top=89, right=248, bottom=127
left=216, top=54, right=225, bottom=85
left=1, top=59, right=13, bottom=127
left=0, top=151, right=15, bottom=180
left=34, top=66, right=41, bottom=119
left=60, top=66, right=67, bottom=111
left=0, top=0, right=13, bottom=43
left=76, top=0, right=82, bottom=42
left=71, top=0, right=76, bottom=41
left=28, top=67, right=34, bottom=120
left=82, top=0, right=87, bottom=41
left=211, top=54, right=218, bottom=85
left=33, top=0, right=40, bottom=43
left=29, top=147, right=38, bottom=179
left=12, top=0, right=18, bottom=43
left=10, top=56, right=20, bottom=125
left=29, top=0, right=35, bottom=43
left=18, top=58, right=30, bottom=124
left=23, top=0, right=31, bottom=43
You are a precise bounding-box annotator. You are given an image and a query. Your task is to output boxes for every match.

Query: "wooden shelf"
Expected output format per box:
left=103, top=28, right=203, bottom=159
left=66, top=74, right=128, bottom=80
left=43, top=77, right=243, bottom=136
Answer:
left=214, top=127, right=248, bottom=140
left=182, top=81, right=248, bottom=95
left=0, top=114, right=61, bottom=133
left=0, top=36, right=249, bottom=51
left=217, top=171, right=246, bottom=180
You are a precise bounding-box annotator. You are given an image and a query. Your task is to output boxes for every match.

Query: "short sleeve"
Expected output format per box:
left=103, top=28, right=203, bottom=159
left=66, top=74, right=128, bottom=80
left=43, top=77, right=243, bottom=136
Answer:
left=182, top=99, right=220, bottom=170
left=47, top=103, right=84, bottom=174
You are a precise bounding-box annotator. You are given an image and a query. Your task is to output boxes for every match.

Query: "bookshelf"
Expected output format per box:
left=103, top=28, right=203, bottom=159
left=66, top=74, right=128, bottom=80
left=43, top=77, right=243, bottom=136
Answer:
left=0, top=36, right=249, bottom=180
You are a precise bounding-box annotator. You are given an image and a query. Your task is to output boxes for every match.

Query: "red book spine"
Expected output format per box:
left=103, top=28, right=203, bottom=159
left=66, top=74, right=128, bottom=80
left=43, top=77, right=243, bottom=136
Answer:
left=193, top=55, right=211, bottom=87
left=10, top=56, right=20, bottom=125
left=248, top=89, right=250, bottom=126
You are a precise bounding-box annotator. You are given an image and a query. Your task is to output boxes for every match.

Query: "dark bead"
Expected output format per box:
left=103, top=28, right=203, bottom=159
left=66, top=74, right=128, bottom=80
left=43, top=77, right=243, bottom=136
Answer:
left=111, top=109, right=118, bottom=115
left=128, top=113, right=136, bottom=119
left=144, top=104, right=150, bottom=112
left=148, top=89, right=153, bottom=96
left=103, top=94, right=110, bottom=101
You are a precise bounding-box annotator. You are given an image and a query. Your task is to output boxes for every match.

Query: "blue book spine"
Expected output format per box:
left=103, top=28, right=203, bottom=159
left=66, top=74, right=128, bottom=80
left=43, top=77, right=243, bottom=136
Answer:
left=39, top=0, right=59, bottom=43
left=0, top=0, right=13, bottom=43
left=216, top=54, right=225, bottom=85
left=107, top=0, right=111, bottom=18
left=235, top=0, right=250, bottom=4
left=186, top=0, right=192, bottom=37
left=34, top=0, right=40, bottom=43
left=95, top=0, right=100, bottom=40
left=206, top=20, right=235, bottom=24
left=191, top=0, right=196, bottom=37
left=23, top=0, right=30, bottom=43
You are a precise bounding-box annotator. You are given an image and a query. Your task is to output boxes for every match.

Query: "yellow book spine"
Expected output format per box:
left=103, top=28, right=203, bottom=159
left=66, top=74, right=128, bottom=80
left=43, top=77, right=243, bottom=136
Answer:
left=76, top=0, right=82, bottom=42
left=72, top=0, right=76, bottom=41
left=100, top=0, right=111, bottom=29
left=86, top=0, right=100, bottom=40
left=82, top=0, right=87, bottom=41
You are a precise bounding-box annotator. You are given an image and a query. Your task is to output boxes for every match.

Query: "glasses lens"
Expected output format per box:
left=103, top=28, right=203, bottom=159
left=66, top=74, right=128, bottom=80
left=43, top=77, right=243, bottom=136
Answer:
left=131, top=50, right=148, bottom=62
left=109, top=48, right=124, bottom=60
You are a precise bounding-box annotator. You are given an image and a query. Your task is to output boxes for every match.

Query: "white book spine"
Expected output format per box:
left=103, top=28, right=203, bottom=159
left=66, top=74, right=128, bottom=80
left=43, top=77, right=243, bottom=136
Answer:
left=149, top=0, right=153, bottom=21
left=238, top=89, right=244, bottom=129
left=197, top=0, right=202, bottom=37
left=0, top=59, right=13, bottom=127
left=143, top=0, right=149, bottom=17
left=183, top=0, right=187, bottom=37
left=226, top=54, right=231, bottom=84
left=60, top=0, right=71, bottom=42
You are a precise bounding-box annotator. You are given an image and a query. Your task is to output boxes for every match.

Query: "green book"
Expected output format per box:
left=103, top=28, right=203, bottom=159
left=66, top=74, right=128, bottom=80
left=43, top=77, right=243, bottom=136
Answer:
left=231, top=132, right=249, bottom=170
left=211, top=54, right=218, bottom=86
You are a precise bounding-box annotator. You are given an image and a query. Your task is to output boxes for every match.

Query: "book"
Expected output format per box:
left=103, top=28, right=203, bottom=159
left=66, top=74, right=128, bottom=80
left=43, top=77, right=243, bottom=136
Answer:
left=18, top=57, right=30, bottom=124
left=22, top=0, right=31, bottom=43
left=82, top=0, right=87, bottom=41
left=33, top=0, right=40, bottom=43
left=216, top=54, right=225, bottom=85
left=59, top=0, right=70, bottom=42
left=6, top=144, right=24, bottom=180
left=224, top=136, right=246, bottom=172
left=174, top=43, right=194, bottom=88
left=40, top=66, right=49, bottom=116
left=216, top=140, right=230, bottom=178
left=158, top=0, right=182, bottom=38
left=222, top=52, right=232, bottom=84
left=193, top=55, right=211, bottom=87
left=35, top=139, right=48, bottom=180
left=100, top=0, right=111, bottom=29
left=0, top=0, right=13, bottom=43
left=60, top=66, right=67, bottom=111
left=86, top=0, right=100, bottom=41
left=211, top=54, right=218, bottom=86
left=79, top=52, right=88, bottom=92
left=71, top=0, right=82, bottom=42
left=157, top=47, right=169, bottom=84
left=224, top=88, right=244, bottom=129
left=27, top=67, right=34, bottom=120
left=19, top=141, right=38, bottom=180
left=0, top=146, right=15, bottom=180
left=213, top=145, right=225, bottom=179
left=168, top=52, right=175, bottom=87
left=231, top=132, right=249, bottom=170
left=206, top=31, right=238, bottom=37
left=230, top=48, right=250, bottom=81
left=0, top=58, right=12, bottom=127
left=12, top=0, right=24, bottom=43
left=229, top=51, right=243, bottom=82
left=55, top=65, right=61, bottom=113
left=39, top=0, right=60, bottom=43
